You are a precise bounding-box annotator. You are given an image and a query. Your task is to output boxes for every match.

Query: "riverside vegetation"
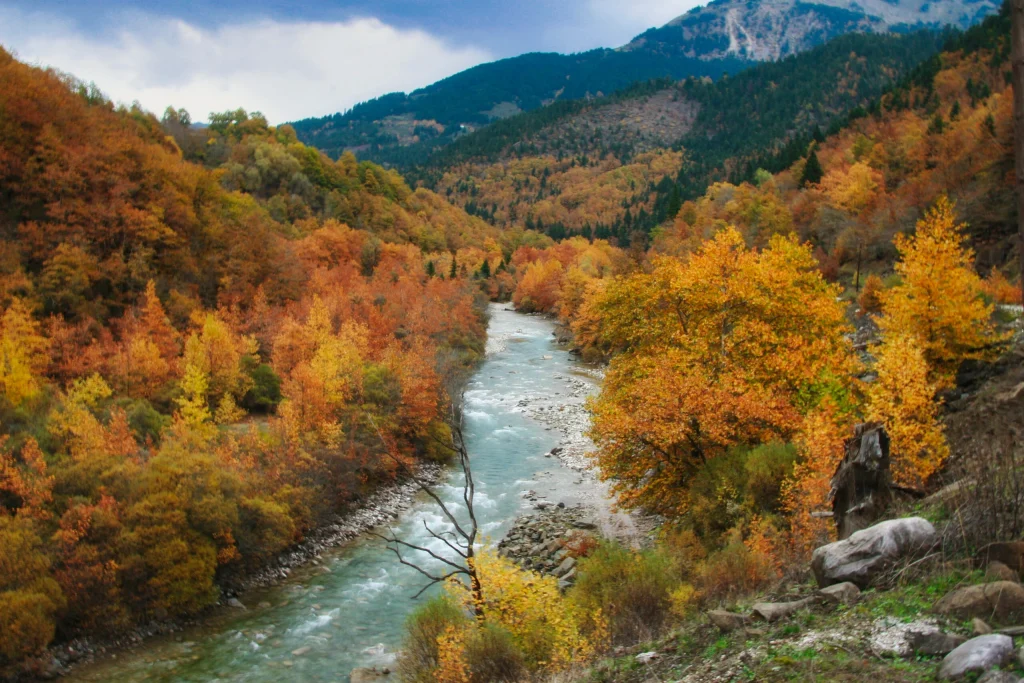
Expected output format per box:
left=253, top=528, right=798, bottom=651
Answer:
left=1, top=3, right=1024, bottom=683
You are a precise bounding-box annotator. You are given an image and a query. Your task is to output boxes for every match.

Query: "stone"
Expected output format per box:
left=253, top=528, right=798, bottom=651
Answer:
left=291, top=646, right=311, bottom=656
left=976, top=671, right=1021, bottom=683
left=811, top=517, right=937, bottom=588
left=707, top=610, right=751, bottom=632
left=934, top=582, right=1024, bottom=622
left=975, top=618, right=994, bottom=635
left=818, top=582, right=861, bottom=605
left=908, top=629, right=967, bottom=656
left=554, top=556, right=576, bottom=577
left=350, top=667, right=389, bottom=682
left=635, top=651, right=659, bottom=664
left=987, top=561, right=1020, bottom=583
left=939, top=635, right=1014, bottom=680
left=751, top=597, right=815, bottom=622
left=978, top=543, right=1024, bottom=574
left=227, top=597, right=246, bottom=609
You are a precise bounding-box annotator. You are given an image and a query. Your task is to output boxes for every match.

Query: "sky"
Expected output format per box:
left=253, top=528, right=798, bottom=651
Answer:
left=0, top=0, right=704, bottom=124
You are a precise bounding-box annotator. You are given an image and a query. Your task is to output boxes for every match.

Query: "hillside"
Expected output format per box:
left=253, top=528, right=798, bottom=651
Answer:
left=290, top=0, right=997, bottom=167
left=415, top=29, right=944, bottom=243
left=0, top=46, right=508, bottom=672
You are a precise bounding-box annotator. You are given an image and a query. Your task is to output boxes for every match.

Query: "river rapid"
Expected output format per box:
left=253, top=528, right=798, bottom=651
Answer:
left=63, top=305, right=622, bottom=683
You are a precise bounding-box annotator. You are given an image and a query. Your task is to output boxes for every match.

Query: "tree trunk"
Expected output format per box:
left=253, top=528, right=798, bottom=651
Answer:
left=1013, top=0, right=1024, bottom=296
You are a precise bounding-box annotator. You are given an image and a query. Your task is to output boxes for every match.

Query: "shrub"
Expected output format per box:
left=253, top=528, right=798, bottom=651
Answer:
left=857, top=273, right=885, bottom=315
left=569, top=543, right=679, bottom=645
left=241, top=361, right=282, bottom=412
left=460, top=623, right=527, bottom=683
left=398, top=594, right=470, bottom=683
left=744, top=442, right=798, bottom=513
left=696, top=531, right=778, bottom=605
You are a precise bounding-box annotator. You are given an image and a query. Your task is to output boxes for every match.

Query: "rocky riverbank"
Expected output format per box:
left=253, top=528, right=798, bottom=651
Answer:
left=21, top=462, right=444, bottom=681
left=497, top=504, right=601, bottom=589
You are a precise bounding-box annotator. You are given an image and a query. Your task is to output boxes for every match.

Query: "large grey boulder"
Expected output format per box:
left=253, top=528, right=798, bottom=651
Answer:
left=811, top=517, right=937, bottom=588
left=939, top=634, right=1014, bottom=680
left=934, top=582, right=1024, bottom=622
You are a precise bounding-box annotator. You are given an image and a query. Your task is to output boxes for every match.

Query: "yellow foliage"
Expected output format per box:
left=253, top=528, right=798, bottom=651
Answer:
left=0, top=298, right=49, bottom=407
left=866, top=334, right=949, bottom=488
left=447, top=548, right=599, bottom=672
left=879, top=197, right=1003, bottom=386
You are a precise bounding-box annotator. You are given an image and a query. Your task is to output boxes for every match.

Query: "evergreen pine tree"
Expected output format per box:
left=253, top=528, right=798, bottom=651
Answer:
left=800, top=149, right=824, bottom=187
left=449, top=255, right=458, bottom=279
left=480, top=259, right=491, bottom=278
left=426, top=260, right=436, bottom=278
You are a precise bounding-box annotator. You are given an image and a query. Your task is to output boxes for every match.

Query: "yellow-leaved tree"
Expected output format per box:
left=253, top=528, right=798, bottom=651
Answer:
left=878, top=197, right=1003, bottom=387
left=866, top=334, right=949, bottom=488
left=0, top=298, right=49, bottom=408
left=437, top=548, right=599, bottom=680
left=587, top=227, right=854, bottom=517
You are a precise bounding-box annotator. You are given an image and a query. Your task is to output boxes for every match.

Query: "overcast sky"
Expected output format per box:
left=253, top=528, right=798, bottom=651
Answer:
left=0, top=0, right=704, bottom=123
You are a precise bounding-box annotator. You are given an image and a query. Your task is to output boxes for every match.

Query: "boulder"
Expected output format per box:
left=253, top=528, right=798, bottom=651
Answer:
left=227, top=597, right=246, bottom=609
left=752, top=597, right=815, bottom=622
left=987, top=561, right=1021, bottom=583
left=350, top=667, right=389, bottom=683
left=978, top=543, right=1024, bottom=574
left=939, top=635, right=1014, bottom=680
left=818, top=582, right=861, bottom=605
left=974, top=618, right=994, bottom=636
left=554, top=556, right=576, bottom=577
left=908, top=629, right=967, bottom=656
left=934, top=582, right=1024, bottom=622
left=976, top=671, right=1021, bottom=683
left=707, top=610, right=751, bottom=632
left=811, top=517, right=937, bottom=588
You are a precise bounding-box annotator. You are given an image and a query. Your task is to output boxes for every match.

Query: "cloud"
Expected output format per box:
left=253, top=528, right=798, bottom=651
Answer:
left=551, top=0, right=707, bottom=52
left=0, top=5, right=493, bottom=123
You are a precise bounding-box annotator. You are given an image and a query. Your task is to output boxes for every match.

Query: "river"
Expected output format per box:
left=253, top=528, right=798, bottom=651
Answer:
left=63, top=305, right=619, bottom=683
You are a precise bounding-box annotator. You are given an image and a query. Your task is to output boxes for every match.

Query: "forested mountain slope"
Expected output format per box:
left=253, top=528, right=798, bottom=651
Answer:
left=414, top=29, right=944, bottom=243
left=289, top=0, right=997, bottom=166
left=0, top=47, right=515, bottom=669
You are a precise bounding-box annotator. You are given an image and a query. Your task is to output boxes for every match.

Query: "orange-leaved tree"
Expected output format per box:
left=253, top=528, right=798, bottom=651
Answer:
left=588, top=227, right=854, bottom=517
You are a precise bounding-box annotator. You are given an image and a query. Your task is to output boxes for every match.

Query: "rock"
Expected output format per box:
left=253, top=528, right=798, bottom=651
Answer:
left=988, top=561, right=1020, bottom=583
left=751, top=597, right=815, bottom=622
left=707, top=610, right=751, bottom=632
left=818, top=582, right=861, bottom=605
left=227, top=597, right=246, bottom=609
left=811, top=517, right=937, bottom=588
left=554, top=556, right=577, bottom=577
left=829, top=423, right=897, bottom=538
left=350, top=667, right=389, bottom=682
left=909, top=629, right=967, bottom=656
left=635, top=651, right=659, bottom=664
left=975, top=618, right=994, bottom=635
left=934, top=582, right=1024, bottom=622
left=978, top=543, right=1024, bottom=574
left=939, top=635, right=1014, bottom=680
left=871, top=617, right=939, bottom=657
left=976, top=671, right=1021, bottom=683
left=997, top=626, right=1024, bottom=636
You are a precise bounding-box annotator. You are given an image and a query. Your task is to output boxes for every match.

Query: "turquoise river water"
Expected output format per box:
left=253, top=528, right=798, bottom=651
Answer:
left=64, top=305, right=603, bottom=683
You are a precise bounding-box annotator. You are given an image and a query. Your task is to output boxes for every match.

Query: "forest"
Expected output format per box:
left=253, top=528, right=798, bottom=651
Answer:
left=0, top=46, right=516, bottom=664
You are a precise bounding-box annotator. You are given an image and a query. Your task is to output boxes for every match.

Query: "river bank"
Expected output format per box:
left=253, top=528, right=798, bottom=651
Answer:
left=49, top=305, right=632, bottom=683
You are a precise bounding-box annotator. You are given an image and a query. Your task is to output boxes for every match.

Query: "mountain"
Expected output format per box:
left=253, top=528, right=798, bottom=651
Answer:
left=291, top=0, right=999, bottom=166
left=411, top=29, right=944, bottom=242
left=628, top=0, right=997, bottom=61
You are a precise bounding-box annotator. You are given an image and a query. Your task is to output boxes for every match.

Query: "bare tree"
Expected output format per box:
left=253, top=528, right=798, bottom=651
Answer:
left=1014, top=0, right=1024, bottom=298
left=370, top=399, right=484, bottom=618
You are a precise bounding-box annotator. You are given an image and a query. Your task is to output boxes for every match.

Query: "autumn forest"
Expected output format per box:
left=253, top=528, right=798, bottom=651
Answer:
left=1, top=2, right=1023, bottom=681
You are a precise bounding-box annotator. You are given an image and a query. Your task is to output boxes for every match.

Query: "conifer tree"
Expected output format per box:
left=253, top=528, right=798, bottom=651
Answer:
left=800, top=149, right=823, bottom=187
